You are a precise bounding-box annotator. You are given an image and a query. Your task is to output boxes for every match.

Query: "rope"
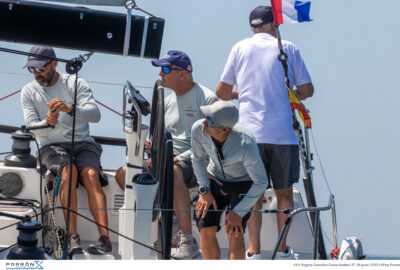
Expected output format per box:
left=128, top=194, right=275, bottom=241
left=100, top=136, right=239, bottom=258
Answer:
left=95, top=99, right=122, bottom=117
left=41, top=168, right=63, bottom=259
left=0, top=88, right=122, bottom=117
left=0, top=89, right=21, bottom=101
left=125, top=0, right=155, bottom=17
left=0, top=206, right=179, bottom=260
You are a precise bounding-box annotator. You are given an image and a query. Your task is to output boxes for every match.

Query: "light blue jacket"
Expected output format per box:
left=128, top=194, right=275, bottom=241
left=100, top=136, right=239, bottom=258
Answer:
left=191, top=119, right=269, bottom=217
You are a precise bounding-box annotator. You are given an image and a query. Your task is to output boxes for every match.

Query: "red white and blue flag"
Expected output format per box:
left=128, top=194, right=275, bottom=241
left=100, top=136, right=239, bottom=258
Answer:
left=271, top=0, right=312, bottom=25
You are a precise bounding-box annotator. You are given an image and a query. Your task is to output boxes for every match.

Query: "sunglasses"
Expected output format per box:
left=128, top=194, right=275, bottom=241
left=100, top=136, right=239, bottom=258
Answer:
left=27, top=61, right=53, bottom=74
left=161, top=66, right=184, bottom=74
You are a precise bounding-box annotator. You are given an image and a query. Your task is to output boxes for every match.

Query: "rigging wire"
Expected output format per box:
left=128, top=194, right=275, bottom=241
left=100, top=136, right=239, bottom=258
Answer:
left=311, top=128, right=333, bottom=195
left=0, top=71, right=153, bottom=89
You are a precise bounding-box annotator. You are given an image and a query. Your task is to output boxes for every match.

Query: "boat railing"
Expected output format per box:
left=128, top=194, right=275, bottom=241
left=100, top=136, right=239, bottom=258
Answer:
left=271, top=194, right=335, bottom=260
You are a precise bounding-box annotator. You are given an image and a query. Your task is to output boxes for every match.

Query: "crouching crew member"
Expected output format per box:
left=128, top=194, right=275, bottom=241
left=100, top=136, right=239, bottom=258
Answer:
left=191, top=101, right=269, bottom=259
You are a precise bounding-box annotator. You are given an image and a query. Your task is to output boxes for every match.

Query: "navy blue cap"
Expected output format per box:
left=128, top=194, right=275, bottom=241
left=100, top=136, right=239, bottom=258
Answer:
left=249, top=6, right=274, bottom=27
left=24, top=46, right=56, bottom=68
left=151, top=50, right=193, bottom=73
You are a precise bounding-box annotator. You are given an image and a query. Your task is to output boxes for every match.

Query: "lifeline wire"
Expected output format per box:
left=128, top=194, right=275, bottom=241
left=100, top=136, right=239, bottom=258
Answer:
left=0, top=206, right=179, bottom=260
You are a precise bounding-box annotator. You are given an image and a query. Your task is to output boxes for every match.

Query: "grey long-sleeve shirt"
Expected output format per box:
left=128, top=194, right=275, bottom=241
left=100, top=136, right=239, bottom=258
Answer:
left=191, top=119, right=269, bottom=217
left=20, top=73, right=100, bottom=147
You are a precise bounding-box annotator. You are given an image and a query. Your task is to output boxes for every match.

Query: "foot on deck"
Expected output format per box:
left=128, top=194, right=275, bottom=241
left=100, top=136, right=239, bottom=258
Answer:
left=87, top=235, right=112, bottom=255
left=171, top=235, right=200, bottom=260
left=246, top=249, right=262, bottom=260
left=69, top=234, right=84, bottom=256
left=276, top=246, right=297, bottom=260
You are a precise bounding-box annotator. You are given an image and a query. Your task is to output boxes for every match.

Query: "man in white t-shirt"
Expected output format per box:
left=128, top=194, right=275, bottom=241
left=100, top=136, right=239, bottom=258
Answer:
left=216, top=6, right=314, bottom=259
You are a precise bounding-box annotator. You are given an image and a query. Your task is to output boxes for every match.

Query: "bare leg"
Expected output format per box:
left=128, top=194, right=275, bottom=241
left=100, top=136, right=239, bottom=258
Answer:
left=228, top=233, right=245, bottom=260
left=115, top=166, right=126, bottom=190
left=173, top=165, right=192, bottom=235
left=247, top=195, right=263, bottom=255
left=275, top=187, right=294, bottom=251
left=59, top=163, right=78, bottom=234
left=200, top=226, right=220, bottom=259
left=80, top=167, right=109, bottom=237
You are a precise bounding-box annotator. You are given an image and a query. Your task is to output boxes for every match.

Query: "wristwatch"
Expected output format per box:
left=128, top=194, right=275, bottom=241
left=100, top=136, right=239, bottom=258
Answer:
left=199, top=185, right=210, bottom=195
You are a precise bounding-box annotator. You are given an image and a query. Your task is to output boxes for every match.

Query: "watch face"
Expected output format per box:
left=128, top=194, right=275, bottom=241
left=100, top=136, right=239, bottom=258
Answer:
left=199, top=186, right=206, bottom=194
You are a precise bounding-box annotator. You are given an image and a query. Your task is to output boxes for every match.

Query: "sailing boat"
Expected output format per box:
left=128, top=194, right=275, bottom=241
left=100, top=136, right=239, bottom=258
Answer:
left=0, top=0, right=362, bottom=260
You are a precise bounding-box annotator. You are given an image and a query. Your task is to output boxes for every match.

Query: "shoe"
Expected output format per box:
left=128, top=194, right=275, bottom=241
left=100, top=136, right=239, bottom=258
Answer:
left=171, top=216, right=181, bottom=247
left=87, top=235, right=112, bottom=255
left=68, top=233, right=84, bottom=255
left=276, top=246, right=296, bottom=260
left=246, top=249, right=262, bottom=260
left=171, top=236, right=200, bottom=260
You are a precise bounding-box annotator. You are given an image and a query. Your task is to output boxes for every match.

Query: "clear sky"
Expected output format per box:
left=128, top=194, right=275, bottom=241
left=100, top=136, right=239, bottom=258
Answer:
left=0, top=0, right=399, bottom=258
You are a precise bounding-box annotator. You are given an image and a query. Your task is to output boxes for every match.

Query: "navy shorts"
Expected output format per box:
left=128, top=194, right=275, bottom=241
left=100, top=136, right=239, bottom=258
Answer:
left=257, top=144, right=300, bottom=189
left=175, top=159, right=198, bottom=188
left=195, top=176, right=252, bottom=232
left=39, top=141, right=108, bottom=187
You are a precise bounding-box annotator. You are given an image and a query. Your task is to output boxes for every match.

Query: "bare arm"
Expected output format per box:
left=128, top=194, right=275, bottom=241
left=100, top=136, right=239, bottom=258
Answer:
left=216, top=81, right=238, bottom=100
left=294, top=83, right=314, bottom=100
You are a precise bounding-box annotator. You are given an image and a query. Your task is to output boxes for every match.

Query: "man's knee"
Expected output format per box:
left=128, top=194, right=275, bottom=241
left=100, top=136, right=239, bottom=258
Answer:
left=115, top=166, right=126, bottom=190
left=173, top=165, right=184, bottom=184
left=80, top=167, right=101, bottom=189
left=200, top=226, right=217, bottom=239
left=62, top=163, right=77, bottom=177
left=275, top=187, right=294, bottom=204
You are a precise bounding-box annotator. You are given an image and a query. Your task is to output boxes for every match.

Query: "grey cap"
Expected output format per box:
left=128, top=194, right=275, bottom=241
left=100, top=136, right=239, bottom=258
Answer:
left=24, top=46, right=56, bottom=68
left=200, top=101, right=239, bottom=128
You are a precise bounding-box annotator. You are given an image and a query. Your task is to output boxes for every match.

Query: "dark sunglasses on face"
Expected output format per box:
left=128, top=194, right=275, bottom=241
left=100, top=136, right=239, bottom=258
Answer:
left=161, top=66, right=184, bottom=74
left=27, top=61, right=53, bottom=74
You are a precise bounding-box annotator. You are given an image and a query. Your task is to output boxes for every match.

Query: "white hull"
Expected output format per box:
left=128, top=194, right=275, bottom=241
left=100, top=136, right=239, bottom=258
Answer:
left=0, top=160, right=316, bottom=260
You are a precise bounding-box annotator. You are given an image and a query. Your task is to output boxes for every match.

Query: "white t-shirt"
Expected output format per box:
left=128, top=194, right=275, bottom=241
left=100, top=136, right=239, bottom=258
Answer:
left=220, top=33, right=312, bottom=145
left=164, top=83, right=218, bottom=160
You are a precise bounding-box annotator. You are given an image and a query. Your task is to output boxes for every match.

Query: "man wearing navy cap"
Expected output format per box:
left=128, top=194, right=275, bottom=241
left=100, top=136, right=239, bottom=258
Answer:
left=216, top=6, right=314, bottom=259
left=151, top=50, right=218, bottom=259
left=115, top=50, right=218, bottom=259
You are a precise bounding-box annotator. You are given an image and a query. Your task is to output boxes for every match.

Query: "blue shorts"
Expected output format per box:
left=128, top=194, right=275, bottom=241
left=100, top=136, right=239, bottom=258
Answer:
left=257, top=144, right=300, bottom=189
left=39, top=140, right=108, bottom=187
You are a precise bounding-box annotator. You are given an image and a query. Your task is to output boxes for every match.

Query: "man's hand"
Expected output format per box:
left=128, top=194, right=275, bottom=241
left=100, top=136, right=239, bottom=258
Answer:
left=145, top=139, right=151, bottom=153
left=196, top=192, right=217, bottom=219
left=47, top=98, right=72, bottom=113
left=224, top=211, right=243, bottom=239
left=46, top=110, right=59, bottom=126
left=147, top=157, right=152, bottom=168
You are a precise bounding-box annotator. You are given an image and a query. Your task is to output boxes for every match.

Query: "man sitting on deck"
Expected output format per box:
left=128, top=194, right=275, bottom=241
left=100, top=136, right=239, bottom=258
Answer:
left=191, top=101, right=268, bottom=259
left=20, top=46, right=111, bottom=256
